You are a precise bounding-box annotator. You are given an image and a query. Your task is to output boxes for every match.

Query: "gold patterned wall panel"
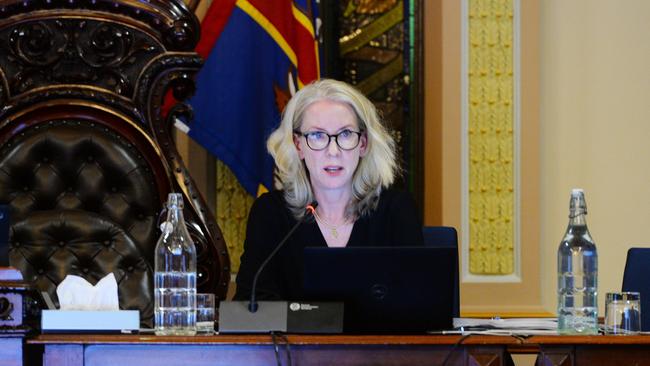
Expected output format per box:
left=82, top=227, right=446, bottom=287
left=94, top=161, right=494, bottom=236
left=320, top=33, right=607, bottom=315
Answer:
left=215, top=160, right=254, bottom=273
left=466, top=0, right=515, bottom=275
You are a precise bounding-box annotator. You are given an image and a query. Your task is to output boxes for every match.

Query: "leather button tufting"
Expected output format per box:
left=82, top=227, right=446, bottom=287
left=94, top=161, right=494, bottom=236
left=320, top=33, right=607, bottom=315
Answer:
left=82, top=268, right=89, bottom=274
left=127, top=266, right=134, bottom=272
left=58, top=241, right=65, bottom=247
left=103, top=240, right=111, bottom=247
left=37, top=269, right=44, bottom=274
left=87, top=156, right=94, bottom=162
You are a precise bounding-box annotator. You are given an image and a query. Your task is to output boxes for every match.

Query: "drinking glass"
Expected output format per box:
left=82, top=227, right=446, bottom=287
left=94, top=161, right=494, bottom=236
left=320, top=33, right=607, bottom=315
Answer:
left=605, top=292, right=641, bottom=335
left=196, top=293, right=215, bottom=335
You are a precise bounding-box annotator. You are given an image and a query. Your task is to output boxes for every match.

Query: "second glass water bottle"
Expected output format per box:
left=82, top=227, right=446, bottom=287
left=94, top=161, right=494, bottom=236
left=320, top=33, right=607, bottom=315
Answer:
left=557, top=188, right=598, bottom=334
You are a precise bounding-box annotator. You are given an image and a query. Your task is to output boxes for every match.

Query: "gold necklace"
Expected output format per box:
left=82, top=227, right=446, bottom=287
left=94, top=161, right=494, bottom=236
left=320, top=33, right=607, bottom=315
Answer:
left=313, top=210, right=348, bottom=239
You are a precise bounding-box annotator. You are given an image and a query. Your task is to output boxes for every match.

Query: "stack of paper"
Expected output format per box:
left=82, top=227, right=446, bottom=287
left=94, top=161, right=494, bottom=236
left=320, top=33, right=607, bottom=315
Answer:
left=452, top=317, right=558, bottom=335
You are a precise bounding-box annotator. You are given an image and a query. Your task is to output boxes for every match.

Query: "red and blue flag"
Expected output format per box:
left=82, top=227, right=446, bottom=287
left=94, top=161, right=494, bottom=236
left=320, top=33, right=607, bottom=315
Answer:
left=188, top=0, right=321, bottom=196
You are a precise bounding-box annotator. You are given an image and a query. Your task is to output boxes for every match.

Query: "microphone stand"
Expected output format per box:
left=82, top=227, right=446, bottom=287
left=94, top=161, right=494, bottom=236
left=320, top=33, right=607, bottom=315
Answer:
left=219, top=202, right=339, bottom=334
left=248, top=202, right=317, bottom=312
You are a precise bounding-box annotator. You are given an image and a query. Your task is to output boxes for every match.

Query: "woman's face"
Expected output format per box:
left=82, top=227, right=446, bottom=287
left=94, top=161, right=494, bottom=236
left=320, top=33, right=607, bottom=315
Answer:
left=294, top=99, right=367, bottom=195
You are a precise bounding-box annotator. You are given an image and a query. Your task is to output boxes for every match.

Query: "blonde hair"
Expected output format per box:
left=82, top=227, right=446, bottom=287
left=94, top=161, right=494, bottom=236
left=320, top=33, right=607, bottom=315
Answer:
left=267, top=79, right=398, bottom=220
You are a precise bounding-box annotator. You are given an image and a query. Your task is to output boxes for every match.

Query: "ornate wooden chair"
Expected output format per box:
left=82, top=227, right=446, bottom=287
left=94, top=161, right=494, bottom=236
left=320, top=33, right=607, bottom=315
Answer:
left=0, top=0, right=229, bottom=327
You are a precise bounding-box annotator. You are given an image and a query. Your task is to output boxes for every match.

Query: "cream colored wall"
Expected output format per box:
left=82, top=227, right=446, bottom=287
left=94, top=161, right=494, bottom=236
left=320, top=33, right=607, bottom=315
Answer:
left=425, top=0, right=545, bottom=315
left=425, top=0, right=650, bottom=315
left=540, top=0, right=650, bottom=313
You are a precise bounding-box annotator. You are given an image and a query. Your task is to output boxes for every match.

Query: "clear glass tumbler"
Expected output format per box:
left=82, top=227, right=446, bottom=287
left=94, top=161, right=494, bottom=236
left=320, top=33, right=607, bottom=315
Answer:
left=605, top=292, right=641, bottom=335
left=196, top=293, right=215, bottom=335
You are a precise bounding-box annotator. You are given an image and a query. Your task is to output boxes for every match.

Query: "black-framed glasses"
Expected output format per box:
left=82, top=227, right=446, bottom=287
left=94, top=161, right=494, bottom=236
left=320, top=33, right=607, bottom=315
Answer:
left=295, top=129, right=363, bottom=151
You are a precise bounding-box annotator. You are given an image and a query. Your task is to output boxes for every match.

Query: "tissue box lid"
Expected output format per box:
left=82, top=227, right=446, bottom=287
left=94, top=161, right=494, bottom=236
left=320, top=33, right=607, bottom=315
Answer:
left=41, top=310, right=139, bottom=333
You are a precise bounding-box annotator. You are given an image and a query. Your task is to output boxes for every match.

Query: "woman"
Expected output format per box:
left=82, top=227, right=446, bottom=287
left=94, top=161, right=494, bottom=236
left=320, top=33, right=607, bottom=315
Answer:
left=234, top=79, right=423, bottom=301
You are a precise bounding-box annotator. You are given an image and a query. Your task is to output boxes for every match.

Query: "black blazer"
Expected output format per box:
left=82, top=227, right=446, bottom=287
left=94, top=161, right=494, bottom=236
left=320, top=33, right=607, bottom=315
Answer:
left=234, top=189, right=423, bottom=301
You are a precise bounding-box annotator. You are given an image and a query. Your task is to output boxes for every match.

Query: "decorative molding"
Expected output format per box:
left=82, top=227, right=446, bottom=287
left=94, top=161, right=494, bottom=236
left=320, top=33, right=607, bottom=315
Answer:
left=467, top=352, right=501, bottom=366
left=537, top=348, right=574, bottom=366
left=461, top=0, right=521, bottom=281
left=0, top=20, right=162, bottom=98
left=0, top=0, right=199, bottom=51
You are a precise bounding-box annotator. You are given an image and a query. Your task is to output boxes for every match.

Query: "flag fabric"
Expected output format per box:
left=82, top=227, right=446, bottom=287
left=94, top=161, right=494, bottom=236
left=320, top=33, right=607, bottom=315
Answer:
left=188, top=0, right=321, bottom=196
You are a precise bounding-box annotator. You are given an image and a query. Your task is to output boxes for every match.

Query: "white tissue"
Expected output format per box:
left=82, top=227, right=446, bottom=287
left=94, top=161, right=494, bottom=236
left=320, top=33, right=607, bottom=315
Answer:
left=56, top=273, right=120, bottom=311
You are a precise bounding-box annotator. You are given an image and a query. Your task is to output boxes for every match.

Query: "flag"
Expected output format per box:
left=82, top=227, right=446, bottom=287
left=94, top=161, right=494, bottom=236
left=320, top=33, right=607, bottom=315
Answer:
left=188, top=0, right=321, bottom=196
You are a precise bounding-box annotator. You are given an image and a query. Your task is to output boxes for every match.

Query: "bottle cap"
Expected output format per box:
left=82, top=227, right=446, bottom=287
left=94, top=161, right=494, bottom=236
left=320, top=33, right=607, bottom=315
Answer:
left=166, top=192, right=184, bottom=209
left=569, top=188, right=587, bottom=215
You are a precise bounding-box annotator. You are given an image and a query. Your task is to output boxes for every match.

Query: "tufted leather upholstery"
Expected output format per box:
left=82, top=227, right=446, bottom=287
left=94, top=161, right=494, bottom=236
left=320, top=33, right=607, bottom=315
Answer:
left=1, top=121, right=159, bottom=251
left=0, top=121, right=158, bottom=324
left=0, top=0, right=230, bottom=328
left=10, top=210, right=154, bottom=322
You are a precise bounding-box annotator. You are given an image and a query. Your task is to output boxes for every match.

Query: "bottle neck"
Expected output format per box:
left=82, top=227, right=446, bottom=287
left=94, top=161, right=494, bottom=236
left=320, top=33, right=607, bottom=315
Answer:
left=167, top=205, right=184, bottom=225
left=568, top=210, right=587, bottom=226
left=567, top=192, right=588, bottom=227
left=165, top=193, right=185, bottom=226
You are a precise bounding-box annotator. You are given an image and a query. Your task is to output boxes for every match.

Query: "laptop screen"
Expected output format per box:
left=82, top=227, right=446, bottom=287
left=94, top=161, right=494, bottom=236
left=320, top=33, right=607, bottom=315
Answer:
left=302, top=246, right=457, bottom=333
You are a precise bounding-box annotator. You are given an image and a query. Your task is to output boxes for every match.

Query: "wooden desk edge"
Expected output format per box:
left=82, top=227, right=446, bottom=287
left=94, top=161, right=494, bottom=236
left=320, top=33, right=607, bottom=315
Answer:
left=28, top=334, right=650, bottom=348
left=526, top=335, right=650, bottom=345
left=27, top=334, right=521, bottom=346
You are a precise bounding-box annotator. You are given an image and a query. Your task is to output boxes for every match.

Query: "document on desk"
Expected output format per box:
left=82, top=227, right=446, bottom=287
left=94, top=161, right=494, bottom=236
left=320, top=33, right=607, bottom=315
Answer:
left=451, top=317, right=559, bottom=335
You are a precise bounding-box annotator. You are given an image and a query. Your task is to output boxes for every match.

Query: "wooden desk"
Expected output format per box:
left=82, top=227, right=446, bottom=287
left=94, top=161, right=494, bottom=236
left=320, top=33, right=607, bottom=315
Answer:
left=526, top=335, right=650, bottom=366
left=23, top=334, right=650, bottom=366
left=29, top=334, right=516, bottom=366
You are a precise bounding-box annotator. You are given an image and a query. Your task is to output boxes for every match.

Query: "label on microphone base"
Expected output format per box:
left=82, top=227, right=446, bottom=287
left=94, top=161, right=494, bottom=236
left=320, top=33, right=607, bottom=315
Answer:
left=287, top=301, right=344, bottom=333
left=219, top=301, right=343, bottom=334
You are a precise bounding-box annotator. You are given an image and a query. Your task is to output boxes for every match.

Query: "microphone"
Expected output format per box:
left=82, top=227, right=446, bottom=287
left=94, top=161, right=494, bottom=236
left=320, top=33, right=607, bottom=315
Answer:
left=248, top=201, right=317, bottom=312
left=218, top=200, right=343, bottom=334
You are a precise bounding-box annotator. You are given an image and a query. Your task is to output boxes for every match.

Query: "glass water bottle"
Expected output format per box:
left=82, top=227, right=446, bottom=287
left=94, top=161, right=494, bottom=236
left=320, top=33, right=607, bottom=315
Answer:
left=557, top=188, right=598, bottom=334
left=154, top=193, right=197, bottom=336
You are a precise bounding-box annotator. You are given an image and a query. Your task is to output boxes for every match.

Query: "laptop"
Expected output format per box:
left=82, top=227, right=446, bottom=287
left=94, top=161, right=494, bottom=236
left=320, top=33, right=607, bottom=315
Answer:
left=302, top=246, right=457, bottom=333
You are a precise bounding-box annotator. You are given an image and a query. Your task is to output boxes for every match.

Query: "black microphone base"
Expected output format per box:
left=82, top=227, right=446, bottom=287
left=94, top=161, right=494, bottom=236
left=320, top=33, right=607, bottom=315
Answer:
left=219, top=301, right=344, bottom=334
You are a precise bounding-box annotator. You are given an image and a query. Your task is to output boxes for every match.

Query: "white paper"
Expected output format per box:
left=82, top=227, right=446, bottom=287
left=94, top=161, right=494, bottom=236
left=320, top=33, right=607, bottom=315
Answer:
left=56, top=273, right=119, bottom=311
left=454, top=317, right=558, bottom=330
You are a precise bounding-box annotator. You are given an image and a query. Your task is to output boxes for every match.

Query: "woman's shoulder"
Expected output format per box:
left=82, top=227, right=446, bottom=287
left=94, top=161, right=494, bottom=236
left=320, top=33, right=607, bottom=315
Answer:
left=359, top=187, right=423, bottom=246
left=255, top=189, right=285, bottom=204
left=252, top=190, right=288, bottom=213
left=377, top=187, right=417, bottom=208
left=247, top=190, right=295, bottom=232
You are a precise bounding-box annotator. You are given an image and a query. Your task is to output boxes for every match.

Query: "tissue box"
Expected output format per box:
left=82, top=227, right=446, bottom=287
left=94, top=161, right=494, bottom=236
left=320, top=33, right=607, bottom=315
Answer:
left=41, top=310, right=140, bottom=333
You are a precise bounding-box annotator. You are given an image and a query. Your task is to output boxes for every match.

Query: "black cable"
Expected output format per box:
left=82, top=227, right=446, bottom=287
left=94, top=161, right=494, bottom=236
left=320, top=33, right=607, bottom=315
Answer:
left=510, top=334, right=528, bottom=343
left=270, top=332, right=282, bottom=366
left=440, top=333, right=472, bottom=366
left=441, top=333, right=528, bottom=366
left=277, top=333, right=293, bottom=366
